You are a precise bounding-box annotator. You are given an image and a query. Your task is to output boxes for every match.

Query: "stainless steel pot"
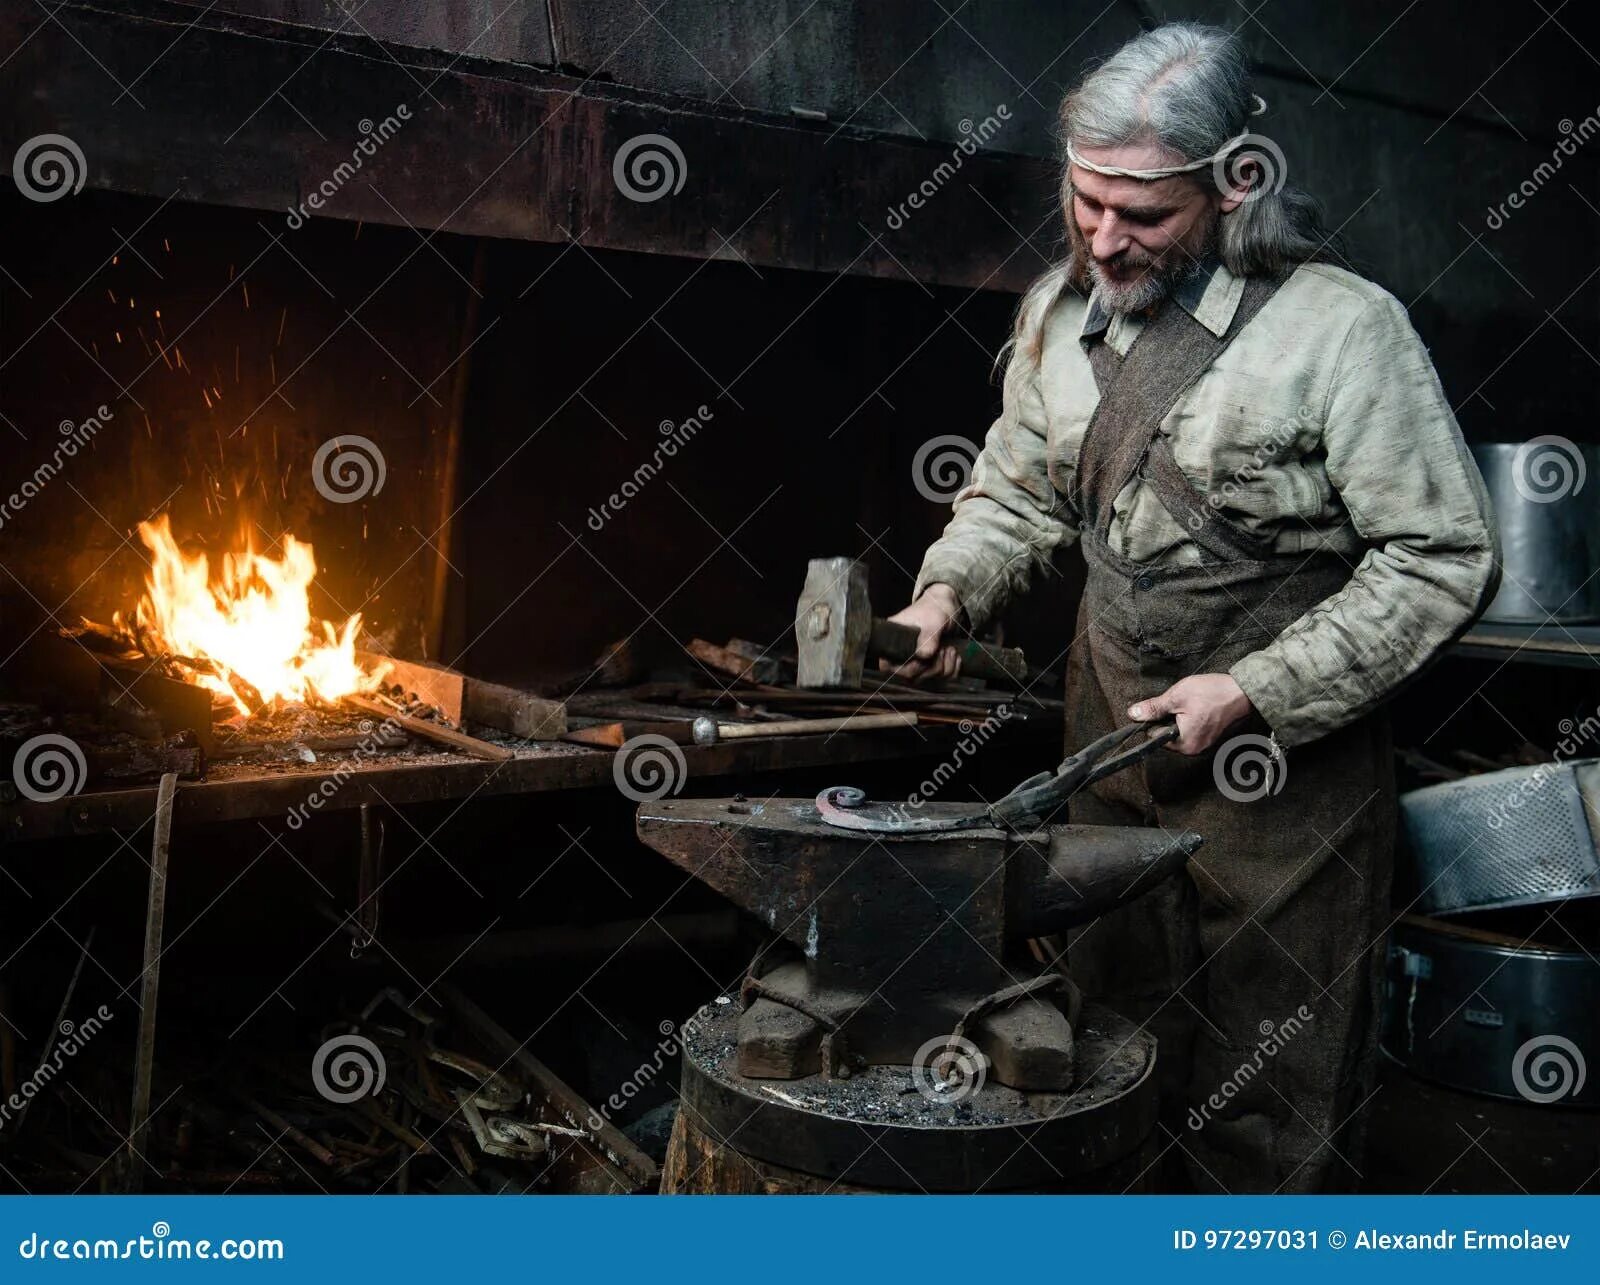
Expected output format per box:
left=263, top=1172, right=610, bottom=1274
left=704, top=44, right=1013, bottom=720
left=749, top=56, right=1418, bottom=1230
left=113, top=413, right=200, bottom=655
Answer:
left=1471, top=440, right=1600, bottom=624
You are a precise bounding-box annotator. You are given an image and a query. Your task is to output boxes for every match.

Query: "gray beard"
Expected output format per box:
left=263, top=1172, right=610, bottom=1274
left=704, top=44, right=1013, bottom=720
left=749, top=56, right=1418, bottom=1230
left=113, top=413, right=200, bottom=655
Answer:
left=1089, top=250, right=1206, bottom=315
left=1087, top=218, right=1219, bottom=315
left=1088, top=259, right=1170, bottom=314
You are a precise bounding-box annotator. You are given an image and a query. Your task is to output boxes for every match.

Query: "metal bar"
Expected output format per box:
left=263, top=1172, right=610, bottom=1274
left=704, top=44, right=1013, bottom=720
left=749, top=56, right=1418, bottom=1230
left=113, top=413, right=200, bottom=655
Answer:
left=11, top=926, right=97, bottom=1136
left=126, top=771, right=177, bottom=1191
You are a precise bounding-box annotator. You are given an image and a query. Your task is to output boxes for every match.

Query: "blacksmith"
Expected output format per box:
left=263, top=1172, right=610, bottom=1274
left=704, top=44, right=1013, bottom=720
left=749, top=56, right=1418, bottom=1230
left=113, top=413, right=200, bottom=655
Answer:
left=889, top=24, right=1499, bottom=1192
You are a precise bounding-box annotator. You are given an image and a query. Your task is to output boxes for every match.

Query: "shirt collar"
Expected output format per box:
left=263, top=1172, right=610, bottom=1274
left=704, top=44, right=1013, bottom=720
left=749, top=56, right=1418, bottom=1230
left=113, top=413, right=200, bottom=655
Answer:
left=1079, top=257, right=1244, bottom=343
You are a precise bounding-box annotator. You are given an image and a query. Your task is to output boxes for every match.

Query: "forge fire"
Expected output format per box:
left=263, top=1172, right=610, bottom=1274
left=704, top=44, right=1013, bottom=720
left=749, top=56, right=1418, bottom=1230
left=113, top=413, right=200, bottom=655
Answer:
left=112, top=513, right=385, bottom=717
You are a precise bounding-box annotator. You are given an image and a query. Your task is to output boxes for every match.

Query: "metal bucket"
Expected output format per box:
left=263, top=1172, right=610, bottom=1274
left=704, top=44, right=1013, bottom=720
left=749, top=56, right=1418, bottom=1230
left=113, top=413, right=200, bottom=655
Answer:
left=1399, top=760, right=1600, bottom=915
left=1382, top=915, right=1598, bottom=1107
left=1471, top=440, right=1600, bottom=624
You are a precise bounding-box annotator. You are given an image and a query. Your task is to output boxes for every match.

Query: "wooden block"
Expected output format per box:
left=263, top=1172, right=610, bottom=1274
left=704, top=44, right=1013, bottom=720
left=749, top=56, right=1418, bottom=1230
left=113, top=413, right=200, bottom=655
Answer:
left=361, top=652, right=566, bottom=741
left=463, top=679, right=566, bottom=740
left=686, top=638, right=781, bottom=685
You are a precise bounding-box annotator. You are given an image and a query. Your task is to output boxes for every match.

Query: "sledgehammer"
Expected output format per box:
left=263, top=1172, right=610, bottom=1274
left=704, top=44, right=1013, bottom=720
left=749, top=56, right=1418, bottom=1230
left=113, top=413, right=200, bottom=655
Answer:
left=794, top=556, right=1027, bottom=689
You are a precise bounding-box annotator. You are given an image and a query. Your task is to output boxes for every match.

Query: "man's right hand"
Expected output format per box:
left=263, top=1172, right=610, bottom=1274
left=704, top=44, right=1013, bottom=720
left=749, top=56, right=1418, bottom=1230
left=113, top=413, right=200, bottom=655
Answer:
left=879, top=583, right=963, bottom=683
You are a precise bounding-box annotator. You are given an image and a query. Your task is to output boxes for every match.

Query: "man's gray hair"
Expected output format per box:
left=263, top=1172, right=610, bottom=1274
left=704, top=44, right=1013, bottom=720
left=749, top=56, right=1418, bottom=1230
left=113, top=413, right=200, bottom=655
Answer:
left=1060, top=23, right=1331, bottom=281
left=1004, top=23, right=1338, bottom=368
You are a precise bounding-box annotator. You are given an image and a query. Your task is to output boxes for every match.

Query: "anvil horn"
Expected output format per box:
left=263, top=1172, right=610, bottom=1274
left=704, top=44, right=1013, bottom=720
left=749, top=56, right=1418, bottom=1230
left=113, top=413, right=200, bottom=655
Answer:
left=1006, top=824, right=1203, bottom=938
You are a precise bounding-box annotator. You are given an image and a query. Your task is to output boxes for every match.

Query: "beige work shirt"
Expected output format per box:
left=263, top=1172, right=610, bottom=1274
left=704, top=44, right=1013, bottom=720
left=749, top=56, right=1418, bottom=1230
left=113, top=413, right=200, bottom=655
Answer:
left=914, top=260, right=1500, bottom=746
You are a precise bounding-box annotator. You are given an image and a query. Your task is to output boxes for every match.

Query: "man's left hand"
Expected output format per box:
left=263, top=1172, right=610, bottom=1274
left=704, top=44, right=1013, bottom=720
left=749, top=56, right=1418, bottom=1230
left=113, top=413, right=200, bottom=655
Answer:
left=1128, top=674, right=1254, bottom=755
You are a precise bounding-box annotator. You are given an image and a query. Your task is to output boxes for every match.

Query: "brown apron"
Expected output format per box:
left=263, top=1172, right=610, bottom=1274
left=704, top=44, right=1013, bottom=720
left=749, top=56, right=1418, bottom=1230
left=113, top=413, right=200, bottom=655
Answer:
left=1062, top=272, right=1397, bottom=1194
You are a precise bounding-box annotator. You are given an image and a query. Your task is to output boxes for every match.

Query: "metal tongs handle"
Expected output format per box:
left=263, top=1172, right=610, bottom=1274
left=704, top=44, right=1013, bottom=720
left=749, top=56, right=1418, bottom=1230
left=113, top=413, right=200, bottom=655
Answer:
left=987, top=717, right=1177, bottom=831
left=1077, top=718, right=1180, bottom=787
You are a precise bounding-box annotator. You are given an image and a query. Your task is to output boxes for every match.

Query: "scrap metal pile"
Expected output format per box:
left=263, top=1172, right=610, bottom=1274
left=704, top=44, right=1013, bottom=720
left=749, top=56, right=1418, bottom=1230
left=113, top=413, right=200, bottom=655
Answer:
left=0, top=983, right=656, bottom=1195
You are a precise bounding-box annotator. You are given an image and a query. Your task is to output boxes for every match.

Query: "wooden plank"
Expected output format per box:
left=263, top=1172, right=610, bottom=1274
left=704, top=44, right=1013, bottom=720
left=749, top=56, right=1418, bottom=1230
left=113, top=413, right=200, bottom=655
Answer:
left=344, top=696, right=515, bottom=762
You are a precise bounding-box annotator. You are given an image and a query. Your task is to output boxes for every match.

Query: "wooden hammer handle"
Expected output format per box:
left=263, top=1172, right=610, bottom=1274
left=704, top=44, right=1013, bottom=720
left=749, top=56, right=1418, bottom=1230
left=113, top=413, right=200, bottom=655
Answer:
left=869, top=619, right=1027, bottom=687
left=712, top=711, right=918, bottom=739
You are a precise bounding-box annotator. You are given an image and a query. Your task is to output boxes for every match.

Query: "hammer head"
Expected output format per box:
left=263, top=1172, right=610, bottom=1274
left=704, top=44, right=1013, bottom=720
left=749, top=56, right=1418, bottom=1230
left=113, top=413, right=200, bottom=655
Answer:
left=795, top=557, right=872, bottom=688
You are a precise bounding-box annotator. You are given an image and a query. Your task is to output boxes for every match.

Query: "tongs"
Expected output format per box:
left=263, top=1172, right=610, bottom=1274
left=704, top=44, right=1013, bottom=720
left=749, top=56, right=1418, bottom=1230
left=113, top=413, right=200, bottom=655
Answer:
left=815, top=718, right=1178, bottom=834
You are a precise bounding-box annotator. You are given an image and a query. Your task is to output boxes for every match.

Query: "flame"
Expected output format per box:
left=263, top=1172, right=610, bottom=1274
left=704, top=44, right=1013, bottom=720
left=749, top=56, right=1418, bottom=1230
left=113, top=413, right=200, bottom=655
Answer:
left=124, top=514, right=384, bottom=715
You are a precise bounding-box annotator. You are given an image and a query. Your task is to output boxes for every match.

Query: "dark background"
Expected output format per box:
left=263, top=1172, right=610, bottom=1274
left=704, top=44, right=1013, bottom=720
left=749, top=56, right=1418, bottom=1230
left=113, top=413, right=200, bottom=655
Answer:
left=3, top=1, right=1596, bottom=684
left=1, top=1, right=1597, bottom=1194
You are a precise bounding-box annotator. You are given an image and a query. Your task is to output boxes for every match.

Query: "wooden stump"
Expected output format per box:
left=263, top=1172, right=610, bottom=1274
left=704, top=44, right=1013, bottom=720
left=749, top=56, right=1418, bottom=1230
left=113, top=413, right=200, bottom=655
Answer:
left=660, top=1107, right=1158, bottom=1194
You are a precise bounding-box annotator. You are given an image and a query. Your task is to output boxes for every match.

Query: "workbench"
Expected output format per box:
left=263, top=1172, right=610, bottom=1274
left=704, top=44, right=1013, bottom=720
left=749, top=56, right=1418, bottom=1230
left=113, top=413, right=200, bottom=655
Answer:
left=0, top=719, right=1063, bottom=844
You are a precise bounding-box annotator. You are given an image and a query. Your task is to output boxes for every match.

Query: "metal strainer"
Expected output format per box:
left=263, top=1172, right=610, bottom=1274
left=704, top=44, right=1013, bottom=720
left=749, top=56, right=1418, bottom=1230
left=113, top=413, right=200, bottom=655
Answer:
left=1399, top=760, right=1600, bottom=915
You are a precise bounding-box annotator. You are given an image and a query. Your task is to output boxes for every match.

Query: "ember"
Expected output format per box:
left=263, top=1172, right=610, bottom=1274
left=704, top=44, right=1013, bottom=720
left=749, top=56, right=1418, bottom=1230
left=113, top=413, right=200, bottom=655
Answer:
left=114, top=513, right=386, bottom=714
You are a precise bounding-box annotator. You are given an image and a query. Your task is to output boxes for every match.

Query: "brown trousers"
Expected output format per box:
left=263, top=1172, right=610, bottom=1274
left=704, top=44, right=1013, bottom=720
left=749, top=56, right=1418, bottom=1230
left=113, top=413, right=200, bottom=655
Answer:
left=1063, top=532, right=1396, bottom=1194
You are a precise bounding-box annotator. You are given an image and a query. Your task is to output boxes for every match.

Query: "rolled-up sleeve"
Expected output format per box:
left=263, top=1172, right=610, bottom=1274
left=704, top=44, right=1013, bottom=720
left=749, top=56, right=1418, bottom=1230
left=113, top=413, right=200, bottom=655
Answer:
left=913, top=355, right=1078, bottom=632
left=1229, top=292, right=1501, bottom=745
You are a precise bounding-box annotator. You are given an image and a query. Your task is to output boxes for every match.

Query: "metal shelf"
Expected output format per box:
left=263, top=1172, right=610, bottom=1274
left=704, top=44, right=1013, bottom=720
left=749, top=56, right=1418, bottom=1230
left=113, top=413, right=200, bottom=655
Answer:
left=1452, top=623, right=1600, bottom=670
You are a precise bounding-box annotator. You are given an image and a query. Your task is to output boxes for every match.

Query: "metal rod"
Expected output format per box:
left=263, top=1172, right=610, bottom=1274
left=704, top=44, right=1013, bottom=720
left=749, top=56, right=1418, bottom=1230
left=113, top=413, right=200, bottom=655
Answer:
left=12, top=926, right=97, bottom=1136
left=126, top=771, right=177, bottom=1191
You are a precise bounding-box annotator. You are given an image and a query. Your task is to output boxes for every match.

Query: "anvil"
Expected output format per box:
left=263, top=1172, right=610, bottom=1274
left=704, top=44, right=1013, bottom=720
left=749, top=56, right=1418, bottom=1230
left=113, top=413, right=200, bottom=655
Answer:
left=636, top=796, right=1201, bottom=1093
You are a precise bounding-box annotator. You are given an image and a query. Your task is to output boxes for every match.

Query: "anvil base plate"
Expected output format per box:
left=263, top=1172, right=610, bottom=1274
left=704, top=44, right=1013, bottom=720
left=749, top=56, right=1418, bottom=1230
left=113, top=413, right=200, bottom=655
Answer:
left=680, top=996, right=1157, bottom=1191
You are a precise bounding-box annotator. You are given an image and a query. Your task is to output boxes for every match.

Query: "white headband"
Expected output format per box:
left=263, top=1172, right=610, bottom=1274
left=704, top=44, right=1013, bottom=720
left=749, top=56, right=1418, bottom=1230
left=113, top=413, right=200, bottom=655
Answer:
left=1066, top=94, right=1268, bottom=180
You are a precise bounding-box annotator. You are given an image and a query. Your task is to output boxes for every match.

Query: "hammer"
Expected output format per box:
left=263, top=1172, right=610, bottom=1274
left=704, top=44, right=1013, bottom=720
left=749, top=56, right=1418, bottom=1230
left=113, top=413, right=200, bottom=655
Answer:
left=794, top=556, right=1026, bottom=689
left=691, top=711, right=917, bottom=746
